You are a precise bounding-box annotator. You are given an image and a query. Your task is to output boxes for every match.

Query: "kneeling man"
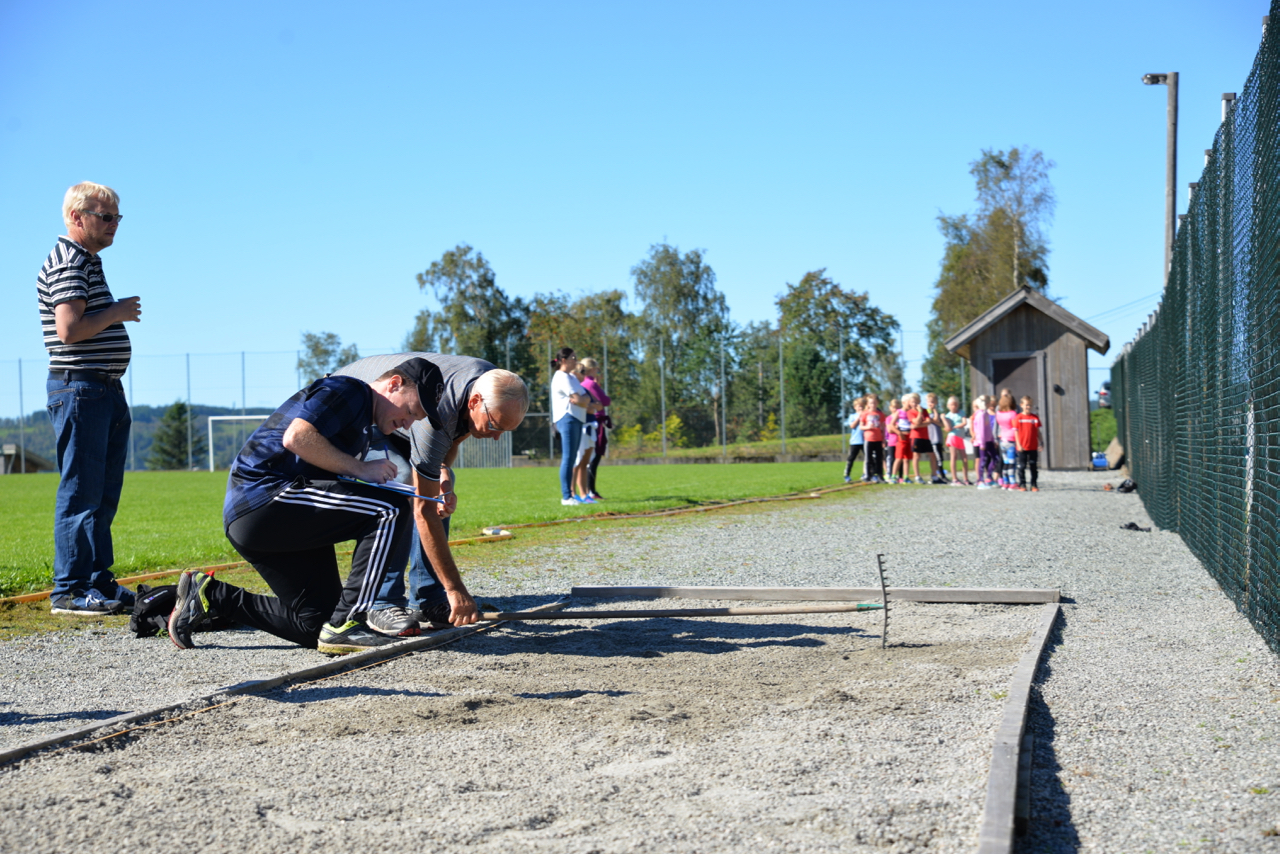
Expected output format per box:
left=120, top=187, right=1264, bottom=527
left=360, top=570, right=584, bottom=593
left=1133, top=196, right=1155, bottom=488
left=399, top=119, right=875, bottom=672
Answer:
left=168, top=358, right=443, bottom=655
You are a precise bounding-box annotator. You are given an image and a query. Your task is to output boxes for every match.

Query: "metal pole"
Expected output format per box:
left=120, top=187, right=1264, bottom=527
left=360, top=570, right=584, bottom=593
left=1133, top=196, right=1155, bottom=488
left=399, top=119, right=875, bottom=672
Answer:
left=838, top=327, right=845, bottom=448
left=779, top=325, right=786, bottom=453
left=548, top=340, right=553, bottom=461
left=1165, top=73, right=1178, bottom=285
left=720, top=335, right=727, bottom=458
left=186, top=353, right=193, bottom=471
left=17, top=359, right=25, bottom=473
left=602, top=337, right=608, bottom=395
left=961, top=356, right=967, bottom=409
left=660, top=337, right=667, bottom=457
left=128, top=368, right=135, bottom=471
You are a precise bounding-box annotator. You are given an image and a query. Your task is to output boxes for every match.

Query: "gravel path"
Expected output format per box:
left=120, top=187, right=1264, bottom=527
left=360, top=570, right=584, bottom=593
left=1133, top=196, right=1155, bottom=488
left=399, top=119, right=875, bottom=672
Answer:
left=1, top=470, right=1277, bottom=853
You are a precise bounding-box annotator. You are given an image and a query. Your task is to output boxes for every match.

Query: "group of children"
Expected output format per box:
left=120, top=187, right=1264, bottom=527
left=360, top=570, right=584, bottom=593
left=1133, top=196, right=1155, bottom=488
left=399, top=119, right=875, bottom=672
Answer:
left=842, top=390, right=1045, bottom=491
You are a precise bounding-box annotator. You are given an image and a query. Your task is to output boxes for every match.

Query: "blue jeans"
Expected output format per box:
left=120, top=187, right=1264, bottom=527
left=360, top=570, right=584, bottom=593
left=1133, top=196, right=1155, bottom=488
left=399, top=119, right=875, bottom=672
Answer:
left=371, top=514, right=450, bottom=613
left=46, top=374, right=132, bottom=599
left=557, top=415, right=583, bottom=499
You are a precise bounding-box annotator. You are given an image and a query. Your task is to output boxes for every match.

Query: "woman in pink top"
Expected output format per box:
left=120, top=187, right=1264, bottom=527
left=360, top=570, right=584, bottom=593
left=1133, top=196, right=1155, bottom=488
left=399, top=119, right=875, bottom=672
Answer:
left=577, top=358, right=611, bottom=501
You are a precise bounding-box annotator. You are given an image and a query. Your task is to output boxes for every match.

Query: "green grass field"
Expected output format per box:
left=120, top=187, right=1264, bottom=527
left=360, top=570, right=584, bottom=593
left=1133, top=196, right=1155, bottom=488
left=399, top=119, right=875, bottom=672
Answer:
left=0, top=461, right=854, bottom=596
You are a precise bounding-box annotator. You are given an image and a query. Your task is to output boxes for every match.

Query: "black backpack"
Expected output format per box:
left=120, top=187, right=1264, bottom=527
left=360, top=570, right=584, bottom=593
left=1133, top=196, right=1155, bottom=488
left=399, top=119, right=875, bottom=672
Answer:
left=128, top=582, right=236, bottom=639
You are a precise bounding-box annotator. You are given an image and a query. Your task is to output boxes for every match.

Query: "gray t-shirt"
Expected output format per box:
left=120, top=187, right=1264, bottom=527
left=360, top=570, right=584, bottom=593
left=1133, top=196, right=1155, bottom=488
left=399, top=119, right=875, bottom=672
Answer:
left=334, top=352, right=494, bottom=481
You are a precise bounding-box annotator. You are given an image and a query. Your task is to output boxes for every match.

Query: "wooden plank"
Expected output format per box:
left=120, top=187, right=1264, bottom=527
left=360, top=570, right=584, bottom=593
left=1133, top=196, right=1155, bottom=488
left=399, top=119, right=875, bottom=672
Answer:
left=977, top=602, right=1059, bottom=854
left=570, top=585, right=1060, bottom=604
left=480, top=602, right=882, bottom=621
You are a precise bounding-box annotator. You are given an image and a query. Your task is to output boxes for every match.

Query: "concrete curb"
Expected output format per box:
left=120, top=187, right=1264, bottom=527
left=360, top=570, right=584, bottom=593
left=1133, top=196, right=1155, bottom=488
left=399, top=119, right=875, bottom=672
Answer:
left=977, top=601, right=1060, bottom=853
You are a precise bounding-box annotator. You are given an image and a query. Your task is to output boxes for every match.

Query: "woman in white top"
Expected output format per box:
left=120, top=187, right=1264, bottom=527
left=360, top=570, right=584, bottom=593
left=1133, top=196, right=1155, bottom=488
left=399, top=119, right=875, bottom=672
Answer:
left=551, top=347, right=592, bottom=505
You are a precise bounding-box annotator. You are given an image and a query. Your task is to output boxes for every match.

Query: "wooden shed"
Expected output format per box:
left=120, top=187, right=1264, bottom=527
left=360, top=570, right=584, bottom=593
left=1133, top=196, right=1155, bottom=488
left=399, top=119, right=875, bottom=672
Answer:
left=944, top=287, right=1109, bottom=470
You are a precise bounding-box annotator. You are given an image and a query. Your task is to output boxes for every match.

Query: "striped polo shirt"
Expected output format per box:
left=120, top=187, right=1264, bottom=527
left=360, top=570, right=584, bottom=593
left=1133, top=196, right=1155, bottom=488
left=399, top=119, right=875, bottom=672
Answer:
left=37, top=236, right=132, bottom=378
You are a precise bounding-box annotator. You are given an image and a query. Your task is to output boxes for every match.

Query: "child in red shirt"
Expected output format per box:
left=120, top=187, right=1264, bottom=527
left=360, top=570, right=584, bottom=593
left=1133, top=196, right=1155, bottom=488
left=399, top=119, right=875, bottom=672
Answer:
left=859, top=394, right=886, bottom=483
left=1014, top=395, right=1044, bottom=491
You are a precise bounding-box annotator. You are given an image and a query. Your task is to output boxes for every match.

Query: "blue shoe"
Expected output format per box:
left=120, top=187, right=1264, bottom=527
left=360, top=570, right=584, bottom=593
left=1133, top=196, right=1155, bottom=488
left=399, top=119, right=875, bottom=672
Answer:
left=50, top=588, right=122, bottom=616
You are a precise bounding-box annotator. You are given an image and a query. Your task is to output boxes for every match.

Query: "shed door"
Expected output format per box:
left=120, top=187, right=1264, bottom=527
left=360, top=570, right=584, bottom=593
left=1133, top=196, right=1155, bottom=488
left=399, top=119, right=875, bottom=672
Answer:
left=992, top=357, right=1040, bottom=410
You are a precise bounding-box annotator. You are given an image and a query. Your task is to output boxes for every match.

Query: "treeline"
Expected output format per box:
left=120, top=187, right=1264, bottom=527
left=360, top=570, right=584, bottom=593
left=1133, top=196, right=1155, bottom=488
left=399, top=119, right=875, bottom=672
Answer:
left=302, top=242, right=906, bottom=453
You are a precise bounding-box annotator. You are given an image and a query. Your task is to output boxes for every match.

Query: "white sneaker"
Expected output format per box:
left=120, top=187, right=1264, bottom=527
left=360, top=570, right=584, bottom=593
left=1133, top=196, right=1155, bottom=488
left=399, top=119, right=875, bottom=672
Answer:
left=561, top=498, right=582, bottom=506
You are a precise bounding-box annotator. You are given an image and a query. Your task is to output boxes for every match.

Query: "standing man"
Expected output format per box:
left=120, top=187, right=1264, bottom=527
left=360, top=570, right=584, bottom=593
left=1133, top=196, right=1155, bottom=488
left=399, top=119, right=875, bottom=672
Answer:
left=334, top=353, right=529, bottom=637
left=168, top=358, right=445, bottom=655
left=38, top=182, right=141, bottom=615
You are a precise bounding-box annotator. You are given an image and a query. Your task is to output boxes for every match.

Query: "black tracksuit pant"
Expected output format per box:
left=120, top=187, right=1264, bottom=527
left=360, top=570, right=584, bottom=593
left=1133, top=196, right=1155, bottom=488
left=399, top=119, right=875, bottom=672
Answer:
left=211, top=479, right=413, bottom=648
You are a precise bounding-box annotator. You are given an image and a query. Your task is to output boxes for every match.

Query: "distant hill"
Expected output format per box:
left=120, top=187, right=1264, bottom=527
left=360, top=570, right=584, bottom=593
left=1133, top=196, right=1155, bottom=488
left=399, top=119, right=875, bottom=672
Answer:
left=0, top=403, right=276, bottom=471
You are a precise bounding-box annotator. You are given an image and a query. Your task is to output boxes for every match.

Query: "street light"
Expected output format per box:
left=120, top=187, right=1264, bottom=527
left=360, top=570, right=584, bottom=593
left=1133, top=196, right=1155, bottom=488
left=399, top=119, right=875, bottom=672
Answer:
left=1141, top=72, right=1178, bottom=286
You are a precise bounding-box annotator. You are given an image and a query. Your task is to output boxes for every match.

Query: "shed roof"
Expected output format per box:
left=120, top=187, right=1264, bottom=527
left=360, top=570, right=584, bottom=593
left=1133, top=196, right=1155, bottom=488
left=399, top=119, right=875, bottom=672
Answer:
left=943, top=287, right=1110, bottom=357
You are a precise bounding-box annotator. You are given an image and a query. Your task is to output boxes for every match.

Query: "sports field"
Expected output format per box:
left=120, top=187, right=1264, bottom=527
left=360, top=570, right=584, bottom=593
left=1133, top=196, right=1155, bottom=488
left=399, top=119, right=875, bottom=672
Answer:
left=0, top=461, right=854, bottom=597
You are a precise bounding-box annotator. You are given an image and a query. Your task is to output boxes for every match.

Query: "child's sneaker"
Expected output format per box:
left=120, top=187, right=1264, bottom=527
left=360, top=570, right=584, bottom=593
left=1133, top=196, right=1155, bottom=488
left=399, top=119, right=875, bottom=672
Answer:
left=843, top=476, right=851, bottom=484
left=1031, top=487, right=1039, bottom=492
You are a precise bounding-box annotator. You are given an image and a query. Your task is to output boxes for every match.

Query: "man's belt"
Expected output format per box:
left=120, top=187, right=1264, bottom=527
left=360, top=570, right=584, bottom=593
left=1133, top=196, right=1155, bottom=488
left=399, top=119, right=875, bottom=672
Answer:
left=49, top=369, right=120, bottom=385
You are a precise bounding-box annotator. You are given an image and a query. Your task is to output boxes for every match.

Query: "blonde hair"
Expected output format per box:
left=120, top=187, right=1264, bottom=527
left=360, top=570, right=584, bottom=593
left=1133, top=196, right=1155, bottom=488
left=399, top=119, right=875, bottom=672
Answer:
left=974, top=395, right=987, bottom=410
left=889, top=398, right=901, bottom=411
left=63, top=182, right=119, bottom=227
left=908, top=392, right=921, bottom=405
left=853, top=396, right=866, bottom=411
left=474, top=369, right=530, bottom=415
left=947, top=395, right=960, bottom=406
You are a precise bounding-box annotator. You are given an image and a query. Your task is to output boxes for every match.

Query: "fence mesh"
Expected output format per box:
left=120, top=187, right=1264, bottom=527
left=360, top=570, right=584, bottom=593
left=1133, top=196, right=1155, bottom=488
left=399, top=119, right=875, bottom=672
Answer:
left=1112, top=9, right=1280, bottom=654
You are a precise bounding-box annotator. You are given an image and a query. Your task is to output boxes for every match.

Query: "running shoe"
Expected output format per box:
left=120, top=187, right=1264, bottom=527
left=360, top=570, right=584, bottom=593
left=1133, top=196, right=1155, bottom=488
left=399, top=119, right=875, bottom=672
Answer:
left=1031, top=487, right=1040, bottom=492
left=561, top=497, right=583, bottom=506
left=50, top=588, right=122, bottom=616
left=366, top=606, right=422, bottom=637
left=411, top=602, right=454, bottom=631
left=843, top=476, right=851, bottom=484
left=976, top=482, right=990, bottom=490
left=915, top=477, right=928, bottom=485
left=168, top=571, right=214, bottom=649
left=317, top=620, right=401, bottom=655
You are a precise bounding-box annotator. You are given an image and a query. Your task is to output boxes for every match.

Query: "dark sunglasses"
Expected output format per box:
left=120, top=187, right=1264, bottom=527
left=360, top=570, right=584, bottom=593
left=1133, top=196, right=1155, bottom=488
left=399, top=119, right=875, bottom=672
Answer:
left=81, top=210, right=124, bottom=223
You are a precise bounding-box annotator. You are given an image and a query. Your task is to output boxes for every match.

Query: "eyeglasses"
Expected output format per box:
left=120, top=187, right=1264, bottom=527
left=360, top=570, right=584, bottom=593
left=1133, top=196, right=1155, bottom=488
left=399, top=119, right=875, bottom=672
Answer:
left=480, top=400, right=504, bottom=434
left=81, top=210, right=124, bottom=223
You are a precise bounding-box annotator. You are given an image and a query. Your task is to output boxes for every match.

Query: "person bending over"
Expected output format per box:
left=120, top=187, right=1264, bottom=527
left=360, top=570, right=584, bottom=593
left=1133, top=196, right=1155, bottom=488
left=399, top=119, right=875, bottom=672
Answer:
left=168, top=358, right=443, bottom=655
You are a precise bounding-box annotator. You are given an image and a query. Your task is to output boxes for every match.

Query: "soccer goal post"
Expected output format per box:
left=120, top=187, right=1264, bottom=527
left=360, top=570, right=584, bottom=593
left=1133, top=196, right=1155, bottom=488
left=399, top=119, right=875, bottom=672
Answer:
left=207, top=415, right=268, bottom=471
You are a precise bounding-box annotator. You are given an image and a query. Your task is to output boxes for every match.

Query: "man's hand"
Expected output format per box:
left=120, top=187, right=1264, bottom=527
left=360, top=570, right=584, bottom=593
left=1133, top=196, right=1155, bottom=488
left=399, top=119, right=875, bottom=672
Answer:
left=446, top=588, right=479, bottom=626
left=356, top=457, right=398, bottom=484
left=437, top=490, right=458, bottom=517
left=111, top=296, right=142, bottom=323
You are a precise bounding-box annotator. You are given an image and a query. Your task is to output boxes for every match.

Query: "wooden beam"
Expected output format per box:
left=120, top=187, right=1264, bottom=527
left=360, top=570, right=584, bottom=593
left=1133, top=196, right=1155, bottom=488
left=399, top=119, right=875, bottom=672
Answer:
left=977, top=602, right=1059, bottom=854
left=571, top=585, right=1060, bottom=604
left=480, top=602, right=882, bottom=621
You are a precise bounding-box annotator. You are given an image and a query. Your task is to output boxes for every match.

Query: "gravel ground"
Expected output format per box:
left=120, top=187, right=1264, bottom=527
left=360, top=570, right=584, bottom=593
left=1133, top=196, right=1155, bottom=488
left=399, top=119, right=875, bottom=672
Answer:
left=1, top=470, right=1277, bottom=853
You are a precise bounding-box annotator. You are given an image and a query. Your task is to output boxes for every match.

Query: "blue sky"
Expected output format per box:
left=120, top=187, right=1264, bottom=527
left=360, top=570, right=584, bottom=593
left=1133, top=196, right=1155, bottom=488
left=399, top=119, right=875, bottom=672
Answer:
left=0, top=0, right=1268, bottom=413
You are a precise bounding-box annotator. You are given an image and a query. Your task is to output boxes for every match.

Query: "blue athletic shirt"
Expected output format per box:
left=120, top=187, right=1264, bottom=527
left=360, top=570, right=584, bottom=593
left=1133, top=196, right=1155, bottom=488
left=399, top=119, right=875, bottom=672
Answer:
left=223, top=376, right=377, bottom=527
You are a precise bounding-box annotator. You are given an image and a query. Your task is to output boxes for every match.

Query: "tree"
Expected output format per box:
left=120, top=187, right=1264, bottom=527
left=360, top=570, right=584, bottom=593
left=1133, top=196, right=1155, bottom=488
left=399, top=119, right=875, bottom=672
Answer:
left=147, top=401, right=207, bottom=470
left=923, top=147, right=1055, bottom=398
left=297, top=332, right=359, bottom=385
left=630, top=243, right=729, bottom=446
left=776, top=270, right=899, bottom=436
left=411, top=243, right=528, bottom=367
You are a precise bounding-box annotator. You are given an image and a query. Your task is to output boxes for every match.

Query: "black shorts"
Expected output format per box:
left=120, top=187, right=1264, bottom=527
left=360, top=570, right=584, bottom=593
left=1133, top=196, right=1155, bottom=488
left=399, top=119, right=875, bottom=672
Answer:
left=912, top=438, right=933, bottom=454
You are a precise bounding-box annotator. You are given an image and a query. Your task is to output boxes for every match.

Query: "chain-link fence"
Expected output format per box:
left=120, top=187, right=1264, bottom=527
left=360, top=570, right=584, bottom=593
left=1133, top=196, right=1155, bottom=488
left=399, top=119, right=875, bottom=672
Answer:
left=1112, top=9, right=1280, bottom=654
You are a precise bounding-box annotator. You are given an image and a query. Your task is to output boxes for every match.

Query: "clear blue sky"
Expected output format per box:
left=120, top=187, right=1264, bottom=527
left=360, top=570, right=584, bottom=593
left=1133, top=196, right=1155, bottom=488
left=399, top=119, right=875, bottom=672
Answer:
left=0, top=0, right=1268, bottom=413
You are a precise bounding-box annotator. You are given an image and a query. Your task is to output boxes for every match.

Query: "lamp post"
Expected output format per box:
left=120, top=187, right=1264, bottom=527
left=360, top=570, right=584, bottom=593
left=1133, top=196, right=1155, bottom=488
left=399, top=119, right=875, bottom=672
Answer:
left=1141, top=72, right=1178, bottom=286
